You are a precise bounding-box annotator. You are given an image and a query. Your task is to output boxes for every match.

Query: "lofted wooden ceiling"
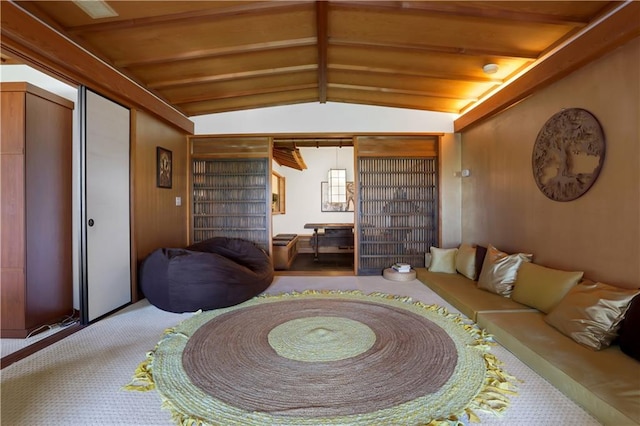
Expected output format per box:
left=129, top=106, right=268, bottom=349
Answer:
left=7, top=1, right=634, bottom=120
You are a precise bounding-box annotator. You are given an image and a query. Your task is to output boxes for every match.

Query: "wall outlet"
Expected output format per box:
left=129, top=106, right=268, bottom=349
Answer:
left=175, top=197, right=182, bottom=206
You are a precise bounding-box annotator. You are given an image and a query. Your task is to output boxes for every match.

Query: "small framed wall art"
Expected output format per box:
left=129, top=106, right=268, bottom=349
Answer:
left=157, top=147, right=172, bottom=189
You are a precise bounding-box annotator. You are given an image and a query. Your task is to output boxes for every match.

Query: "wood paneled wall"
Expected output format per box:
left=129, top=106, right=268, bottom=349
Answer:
left=460, top=37, right=640, bottom=288
left=133, top=110, right=189, bottom=273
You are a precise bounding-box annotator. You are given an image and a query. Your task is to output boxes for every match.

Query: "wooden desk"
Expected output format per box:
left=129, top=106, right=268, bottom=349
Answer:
left=304, top=223, right=354, bottom=261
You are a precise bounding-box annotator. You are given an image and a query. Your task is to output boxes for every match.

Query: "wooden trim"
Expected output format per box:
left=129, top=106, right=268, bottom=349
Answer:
left=356, top=136, right=439, bottom=158
left=0, top=2, right=194, bottom=134
left=195, top=132, right=444, bottom=139
left=129, top=109, right=139, bottom=302
left=0, top=82, right=74, bottom=109
left=437, top=136, right=443, bottom=247
left=1, top=323, right=84, bottom=369
left=454, top=2, right=640, bottom=132
left=191, top=136, right=271, bottom=158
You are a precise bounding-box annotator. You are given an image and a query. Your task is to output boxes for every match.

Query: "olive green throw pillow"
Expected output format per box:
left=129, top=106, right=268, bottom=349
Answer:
left=545, top=281, right=640, bottom=350
left=511, top=262, right=583, bottom=313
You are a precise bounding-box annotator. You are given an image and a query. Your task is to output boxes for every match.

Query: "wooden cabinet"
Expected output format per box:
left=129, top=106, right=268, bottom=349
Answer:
left=1, top=82, right=74, bottom=338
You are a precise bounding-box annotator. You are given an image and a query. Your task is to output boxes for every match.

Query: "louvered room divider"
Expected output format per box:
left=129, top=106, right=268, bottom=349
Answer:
left=190, top=136, right=271, bottom=253
left=356, top=136, right=439, bottom=275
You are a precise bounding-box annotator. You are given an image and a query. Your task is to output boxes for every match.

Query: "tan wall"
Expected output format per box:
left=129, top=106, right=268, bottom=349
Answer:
left=461, top=37, right=639, bottom=288
left=439, top=133, right=462, bottom=248
left=133, top=110, right=190, bottom=264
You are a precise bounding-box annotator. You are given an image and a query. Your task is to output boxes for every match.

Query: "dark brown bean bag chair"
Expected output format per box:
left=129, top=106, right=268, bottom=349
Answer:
left=139, top=237, right=273, bottom=313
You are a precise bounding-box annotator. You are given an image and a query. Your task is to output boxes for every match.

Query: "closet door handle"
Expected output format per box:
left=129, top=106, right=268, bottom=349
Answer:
left=88, top=219, right=95, bottom=227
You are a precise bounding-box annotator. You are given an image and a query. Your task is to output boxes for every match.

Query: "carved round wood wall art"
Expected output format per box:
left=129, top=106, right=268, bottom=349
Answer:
left=532, top=108, right=605, bottom=202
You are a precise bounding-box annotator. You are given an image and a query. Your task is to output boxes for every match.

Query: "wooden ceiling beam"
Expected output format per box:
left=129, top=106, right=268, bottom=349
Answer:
left=332, top=1, right=591, bottom=26
left=148, top=64, right=317, bottom=89
left=273, top=147, right=308, bottom=170
left=116, top=38, right=316, bottom=68
left=183, top=93, right=318, bottom=116
left=171, top=84, right=317, bottom=105
left=455, top=1, right=640, bottom=132
left=330, top=64, right=502, bottom=84
left=316, top=1, right=328, bottom=103
left=330, top=38, right=539, bottom=60
left=326, top=95, right=460, bottom=114
left=329, top=83, right=477, bottom=101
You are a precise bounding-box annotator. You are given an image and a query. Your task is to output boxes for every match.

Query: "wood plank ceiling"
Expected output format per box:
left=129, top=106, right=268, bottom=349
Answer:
left=9, top=1, right=625, bottom=118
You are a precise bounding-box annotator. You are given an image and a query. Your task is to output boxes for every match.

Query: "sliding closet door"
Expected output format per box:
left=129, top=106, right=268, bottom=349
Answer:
left=80, top=88, right=131, bottom=323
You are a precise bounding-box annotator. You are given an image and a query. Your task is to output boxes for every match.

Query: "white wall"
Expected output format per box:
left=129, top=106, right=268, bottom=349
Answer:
left=273, top=147, right=355, bottom=236
left=1, top=65, right=81, bottom=309
left=192, top=102, right=456, bottom=134
left=0, top=65, right=77, bottom=101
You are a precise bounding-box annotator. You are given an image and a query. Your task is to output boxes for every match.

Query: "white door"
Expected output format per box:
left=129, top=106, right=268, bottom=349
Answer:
left=81, top=88, right=131, bottom=323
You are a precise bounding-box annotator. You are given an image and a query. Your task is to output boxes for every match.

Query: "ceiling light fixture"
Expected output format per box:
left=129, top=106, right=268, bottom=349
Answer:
left=73, top=0, right=118, bottom=19
left=482, top=63, right=499, bottom=75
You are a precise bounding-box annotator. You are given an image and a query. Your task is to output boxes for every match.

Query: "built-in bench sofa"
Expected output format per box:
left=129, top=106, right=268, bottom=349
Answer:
left=415, top=246, right=639, bottom=426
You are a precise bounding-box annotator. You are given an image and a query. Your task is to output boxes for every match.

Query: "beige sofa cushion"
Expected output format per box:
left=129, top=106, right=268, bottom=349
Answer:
left=545, top=281, right=640, bottom=350
left=511, top=262, right=583, bottom=313
left=428, top=247, right=458, bottom=274
left=477, top=311, right=639, bottom=425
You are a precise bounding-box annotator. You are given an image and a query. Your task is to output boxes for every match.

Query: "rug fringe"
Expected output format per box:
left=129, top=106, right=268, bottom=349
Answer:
left=122, top=351, right=155, bottom=392
left=462, top=352, right=520, bottom=422
left=121, top=324, right=187, bottom=393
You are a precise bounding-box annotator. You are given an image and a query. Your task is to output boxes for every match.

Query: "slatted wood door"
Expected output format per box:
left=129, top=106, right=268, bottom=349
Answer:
left=356, top=136, right=439, bottom=275
left=191, top=158, right=270, bottom=252
left=190, top=136, right=271, bottom=252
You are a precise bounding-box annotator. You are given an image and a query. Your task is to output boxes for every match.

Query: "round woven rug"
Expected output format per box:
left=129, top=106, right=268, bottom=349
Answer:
left=126, top=291, right=517, bottom=425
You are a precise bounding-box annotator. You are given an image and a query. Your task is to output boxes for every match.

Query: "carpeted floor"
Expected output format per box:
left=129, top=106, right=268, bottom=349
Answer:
left=0, top=276, right=600, bottom=425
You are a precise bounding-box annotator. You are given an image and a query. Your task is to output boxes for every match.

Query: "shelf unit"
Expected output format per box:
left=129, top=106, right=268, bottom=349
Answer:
left=192, top=158, right=269, bottom=252
left=357, top=157, right=438, bottom=275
